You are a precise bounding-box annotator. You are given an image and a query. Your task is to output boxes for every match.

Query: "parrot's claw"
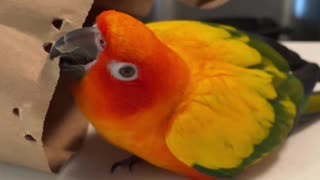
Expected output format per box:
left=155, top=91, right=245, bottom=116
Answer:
left=110, top=156, right=141, bottom=173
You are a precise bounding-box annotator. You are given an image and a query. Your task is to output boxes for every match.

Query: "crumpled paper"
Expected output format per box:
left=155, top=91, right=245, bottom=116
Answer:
left=0, top=0, right=92, bottom=172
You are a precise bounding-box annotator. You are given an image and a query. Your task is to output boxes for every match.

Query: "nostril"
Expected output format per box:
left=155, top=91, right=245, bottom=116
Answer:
left=99, top=39, right=106, bottom=48
left=52, top=18, right=64, bottom=30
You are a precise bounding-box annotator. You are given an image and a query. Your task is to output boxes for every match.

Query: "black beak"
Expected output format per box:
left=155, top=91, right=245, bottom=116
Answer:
left=50, top=26, right=104, bottom=79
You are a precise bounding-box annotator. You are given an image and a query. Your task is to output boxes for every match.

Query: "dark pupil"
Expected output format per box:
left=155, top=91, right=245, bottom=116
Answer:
left=119, top=66, right=135, bottom=78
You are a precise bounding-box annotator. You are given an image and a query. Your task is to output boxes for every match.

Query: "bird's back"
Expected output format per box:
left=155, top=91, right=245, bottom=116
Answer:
left=147, top=21, right=302, bottom=178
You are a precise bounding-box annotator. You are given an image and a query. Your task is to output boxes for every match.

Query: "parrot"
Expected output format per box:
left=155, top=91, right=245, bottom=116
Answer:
left=49, top=10, right=320, bottom=180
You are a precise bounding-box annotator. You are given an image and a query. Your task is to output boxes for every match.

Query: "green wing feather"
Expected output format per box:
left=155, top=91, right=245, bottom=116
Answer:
left=192, top=23, right=304, bottom=178
left=149, top=21, right=312, bottom=178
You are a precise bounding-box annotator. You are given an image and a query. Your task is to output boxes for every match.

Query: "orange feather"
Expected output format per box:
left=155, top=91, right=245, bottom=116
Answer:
left=73, top=11, right=215, bottom=180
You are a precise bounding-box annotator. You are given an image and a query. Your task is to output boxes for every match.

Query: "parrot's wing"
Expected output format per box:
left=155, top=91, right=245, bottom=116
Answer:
left=165, top=63, right=297, bottom=178
left=247, top=33, right=320, bottom=119
left=248, top=33, right=320, bottom=100
left=147, top=22, right=307, bottom=178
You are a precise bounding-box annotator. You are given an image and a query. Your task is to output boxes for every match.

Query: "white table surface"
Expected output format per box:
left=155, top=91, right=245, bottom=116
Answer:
left=1, top=41, right=320, bottom=180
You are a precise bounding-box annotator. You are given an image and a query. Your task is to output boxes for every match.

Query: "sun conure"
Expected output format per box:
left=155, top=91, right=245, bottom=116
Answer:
left=49, top=10, right=320, bottom=180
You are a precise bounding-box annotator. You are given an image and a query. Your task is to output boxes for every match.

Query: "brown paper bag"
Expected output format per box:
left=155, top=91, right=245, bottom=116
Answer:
left=0, top=0, right=93, bottom=173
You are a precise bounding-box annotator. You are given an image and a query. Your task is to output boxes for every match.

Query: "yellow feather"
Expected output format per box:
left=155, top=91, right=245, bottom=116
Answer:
left=166, top=62, right=276, bottom=169
left=147, top=21, right=280, bottom=169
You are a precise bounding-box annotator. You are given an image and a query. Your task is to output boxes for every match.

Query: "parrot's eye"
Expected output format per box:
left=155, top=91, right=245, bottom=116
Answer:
left=108, top=61, right=138, bottom=81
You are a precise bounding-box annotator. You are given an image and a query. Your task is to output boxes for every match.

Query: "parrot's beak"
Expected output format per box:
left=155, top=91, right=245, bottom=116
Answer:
left=49, top=26, right=104, bottom=79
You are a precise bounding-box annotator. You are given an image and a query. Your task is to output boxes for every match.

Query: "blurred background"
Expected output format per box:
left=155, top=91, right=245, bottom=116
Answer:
left=86, top=0, right=320, bottom=41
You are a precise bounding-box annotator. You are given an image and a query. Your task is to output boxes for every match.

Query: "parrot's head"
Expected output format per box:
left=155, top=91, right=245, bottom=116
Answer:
left=50, top=11, right=190, bottom=129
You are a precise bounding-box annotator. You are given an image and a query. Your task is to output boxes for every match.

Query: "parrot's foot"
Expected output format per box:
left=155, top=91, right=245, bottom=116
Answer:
left=110, top=155, right=141, bottom=173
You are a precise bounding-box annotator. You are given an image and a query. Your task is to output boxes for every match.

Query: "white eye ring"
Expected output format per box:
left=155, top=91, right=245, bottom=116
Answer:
left=107, top=61, right=139, bottom=81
